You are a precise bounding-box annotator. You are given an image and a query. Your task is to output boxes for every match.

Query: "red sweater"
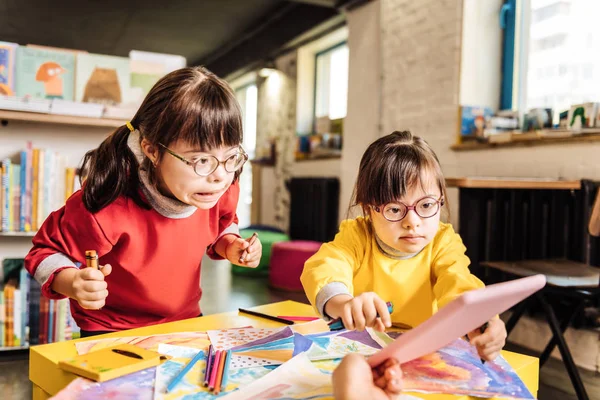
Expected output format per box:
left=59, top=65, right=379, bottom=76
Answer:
left=25, top=182, right=239, bottom=332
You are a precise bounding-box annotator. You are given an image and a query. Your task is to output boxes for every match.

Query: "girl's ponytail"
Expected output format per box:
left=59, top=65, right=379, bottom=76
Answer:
left=81, top=124, right=148, bottom=213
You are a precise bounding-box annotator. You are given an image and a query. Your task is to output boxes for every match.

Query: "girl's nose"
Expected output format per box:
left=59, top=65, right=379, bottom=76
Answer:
left=402, top=209, right=421, bottom=229
left=207, top=163, right=227, bottom=183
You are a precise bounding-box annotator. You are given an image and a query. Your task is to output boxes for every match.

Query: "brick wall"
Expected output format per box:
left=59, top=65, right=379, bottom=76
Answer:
left=378, top=0, right=600, bottom=227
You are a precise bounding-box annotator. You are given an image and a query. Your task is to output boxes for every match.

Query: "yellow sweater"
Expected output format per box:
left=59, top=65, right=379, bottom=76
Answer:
left=300, top=217, right=484, bottom=329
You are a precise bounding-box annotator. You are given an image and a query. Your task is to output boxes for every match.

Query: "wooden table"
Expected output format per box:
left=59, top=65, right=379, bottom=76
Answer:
left=29, top=301, right=540, bottom=400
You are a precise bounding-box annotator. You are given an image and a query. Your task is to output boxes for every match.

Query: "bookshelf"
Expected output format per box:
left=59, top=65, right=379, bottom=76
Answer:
left=0, top=232, right=36, bottom=237
left=0, top=345, right=28, bottom=351
left=0, top=113, right=109, bottom=352
left=452, top=129, right=600, bottom=151
left=0, top=118, right=112, bottom=256
left=0, top=110, right=127, bottom=128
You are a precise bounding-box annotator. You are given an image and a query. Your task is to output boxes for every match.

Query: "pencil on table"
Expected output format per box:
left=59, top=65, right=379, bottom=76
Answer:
left=238, top=308, right=295, bottom=325
left=208, top=350, right=222, bottom=391
left=220, top=350, right=232, bottom=393
left=203, top=345, right=213, bottom=387
left=213, top=349, right=227, bottom=395
left=166, top=349, right=204, bottom=392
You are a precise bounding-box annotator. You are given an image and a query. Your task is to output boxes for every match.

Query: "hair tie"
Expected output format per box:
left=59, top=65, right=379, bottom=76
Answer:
left=126, top=121, right=135, bottom=132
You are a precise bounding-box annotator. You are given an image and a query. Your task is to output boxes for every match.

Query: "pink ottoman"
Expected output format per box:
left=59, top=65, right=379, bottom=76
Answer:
left=269, top=240, right=322, bottom=291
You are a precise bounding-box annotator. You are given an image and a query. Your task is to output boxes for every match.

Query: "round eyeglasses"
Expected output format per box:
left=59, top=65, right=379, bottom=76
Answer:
left=159, top=143, right=248, bottom=177
left=372, top=196, right=445, bottom=222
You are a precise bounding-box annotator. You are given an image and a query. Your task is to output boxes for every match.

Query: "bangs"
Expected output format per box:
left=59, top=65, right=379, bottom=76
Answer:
left=159, top=73, right=243, bottom=150
left=355, top=138, right=444, bottom=207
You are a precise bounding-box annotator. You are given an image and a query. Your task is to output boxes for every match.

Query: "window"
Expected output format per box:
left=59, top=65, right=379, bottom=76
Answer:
left=531, top=1, right=570, bottom=22
left=503, top=0, right=600, bottom=120
left=234, top=84, right=257, bottom=229
left=314, top=42, right=349, bottom=122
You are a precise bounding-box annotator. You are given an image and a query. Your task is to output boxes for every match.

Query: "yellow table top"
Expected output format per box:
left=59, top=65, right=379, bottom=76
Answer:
left=29, top=300, right=539, bottom=399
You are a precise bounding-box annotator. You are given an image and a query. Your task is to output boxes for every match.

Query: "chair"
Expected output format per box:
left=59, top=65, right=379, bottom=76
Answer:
left=231, top=229, right=290, bottom=277
left=269, top=240, right=322, bottom=291
left=481, top=182, right=600, bottom=400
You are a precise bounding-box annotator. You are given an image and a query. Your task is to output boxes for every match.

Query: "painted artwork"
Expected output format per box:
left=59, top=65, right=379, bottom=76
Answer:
left=383, top=333, right=534, bottom=399
left=76, top=331, right=210, bottom=355
left=218, top=353, right=423, bottom=400
left=53, top=327, right=532, bottom=400
left=208, top=326, right=385, bottom=369
left=50, top=367, right=156, bottom=400
left=153, top=344, right=273, bottom=400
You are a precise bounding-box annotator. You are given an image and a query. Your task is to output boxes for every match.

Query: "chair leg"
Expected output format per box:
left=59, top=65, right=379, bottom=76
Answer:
left=505, top=295, right=533, bottom=336
left=538, top=298, right=587, bottom=367
left=536, top=293, right=589, bottom=400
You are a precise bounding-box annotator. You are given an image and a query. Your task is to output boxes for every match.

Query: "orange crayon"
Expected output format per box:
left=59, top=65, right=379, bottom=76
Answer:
left=85, top=250, right=99, bottom=270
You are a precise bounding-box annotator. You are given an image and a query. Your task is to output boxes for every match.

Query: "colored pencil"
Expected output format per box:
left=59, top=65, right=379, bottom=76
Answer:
left=220, top=350, right=232, bottom=393
left=166, top=349, right=204, bottom=392
left=328, top=302, right=393, bottom=331
left=213, top=349, right=227, bottom=394
left=239, top=232, right=258, bottom=262
left=203, top=345, right=214, bottom=387
left=277, top=315, right=319, bottom=321
left=208, top=350, right=222, bottom=390
left=479, top=322, right=489, bottom=364
left=238, top=308, right=295, bottom=325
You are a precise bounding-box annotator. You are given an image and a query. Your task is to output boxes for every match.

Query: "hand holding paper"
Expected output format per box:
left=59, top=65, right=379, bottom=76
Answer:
left=367, top=274, right=546, bottom=367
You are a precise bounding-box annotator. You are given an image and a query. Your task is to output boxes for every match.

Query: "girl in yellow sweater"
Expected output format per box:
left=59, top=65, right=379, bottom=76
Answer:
left=301, top=130, right=507, bottom=362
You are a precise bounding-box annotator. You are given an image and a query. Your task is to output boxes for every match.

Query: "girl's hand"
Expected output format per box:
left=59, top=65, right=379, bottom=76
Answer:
left=467, top=318, right=507, bottom=361
left=326, top=292, right=392, bottom=332
left=333, top=354, right=402, bottom=400
left=226, top=236, right=262, bottom=268
left=71, top=264, right=112, bottom=310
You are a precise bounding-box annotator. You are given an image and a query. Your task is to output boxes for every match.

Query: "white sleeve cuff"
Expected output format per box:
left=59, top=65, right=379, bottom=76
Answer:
left=315, top=282, right=352, bottom=321
left=34, top=252, right=78, bottom=286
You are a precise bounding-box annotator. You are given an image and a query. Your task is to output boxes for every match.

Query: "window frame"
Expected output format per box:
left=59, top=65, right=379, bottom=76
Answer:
left=312, top=40, right=348, bottom=129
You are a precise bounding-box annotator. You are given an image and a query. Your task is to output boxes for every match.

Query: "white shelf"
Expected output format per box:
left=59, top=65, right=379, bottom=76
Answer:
left=0, top=231, right=36, bottom=237
left=0, top=345, right=28, bottom=351
left=0, top=109, right=127, bottom=128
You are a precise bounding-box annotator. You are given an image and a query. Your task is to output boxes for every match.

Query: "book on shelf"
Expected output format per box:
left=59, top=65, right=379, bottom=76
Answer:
left=0, top=41, right=18, bottom=96
left=1, top=260, right=79, bottom=349
left=1, top=43, right=187, bottom=120
left=15, top=46, right=76, bottom=101
left=0, top=143, right=79, bottom=233
left=76, top=53, right=131, bottom=106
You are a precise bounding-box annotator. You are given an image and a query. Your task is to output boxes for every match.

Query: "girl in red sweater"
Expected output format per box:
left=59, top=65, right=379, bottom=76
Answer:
left=25, top=67, right=262, bottom=336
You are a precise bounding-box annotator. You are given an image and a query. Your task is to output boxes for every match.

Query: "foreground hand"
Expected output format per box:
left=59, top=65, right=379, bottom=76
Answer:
left=326, top=292, right=392, bottom=332
left=71, top=264, right=112, bottom=310
left=226, top=235, right=262, bottom=268
left=333, top=354, right=402, bottom=400
left=467, top=318, right=507, bottom=361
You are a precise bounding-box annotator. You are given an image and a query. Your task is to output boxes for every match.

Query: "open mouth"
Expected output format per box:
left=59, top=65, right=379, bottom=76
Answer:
left=193, top=189, right=223, bottom=201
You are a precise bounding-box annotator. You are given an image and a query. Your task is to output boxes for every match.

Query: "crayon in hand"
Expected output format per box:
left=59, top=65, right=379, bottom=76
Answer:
left=85, top=250, right=99, bottom=270
left=328, top=302, right=394, bottom=331
left=239, top=232, right=258, bottom=263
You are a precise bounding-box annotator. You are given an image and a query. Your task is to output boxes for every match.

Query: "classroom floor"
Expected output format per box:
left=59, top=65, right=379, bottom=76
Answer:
left=1, top=260, right=597, bottom=400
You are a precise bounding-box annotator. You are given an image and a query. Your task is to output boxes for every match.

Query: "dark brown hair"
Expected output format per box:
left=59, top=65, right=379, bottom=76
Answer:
left=81, top=66, right=243, bottom=213
left=351, top=130, right=448, bottom=218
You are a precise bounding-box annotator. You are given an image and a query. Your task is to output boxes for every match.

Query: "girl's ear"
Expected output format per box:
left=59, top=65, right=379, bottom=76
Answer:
left=141, top=138, right=159, bottom=166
